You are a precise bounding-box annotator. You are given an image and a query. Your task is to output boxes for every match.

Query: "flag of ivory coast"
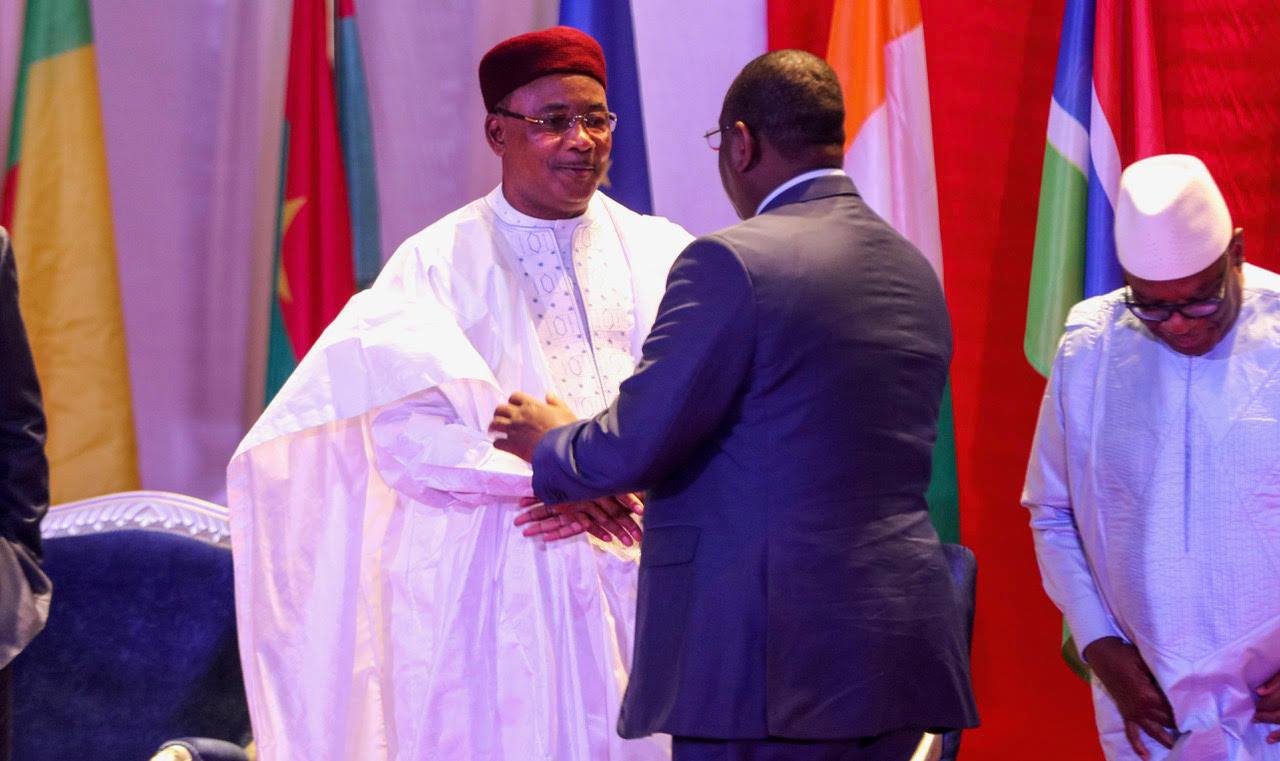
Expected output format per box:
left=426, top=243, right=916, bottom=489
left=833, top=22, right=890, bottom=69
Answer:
left=1, top=0, right=139, bottom=502
left=827, top=0, right=959, bottom=543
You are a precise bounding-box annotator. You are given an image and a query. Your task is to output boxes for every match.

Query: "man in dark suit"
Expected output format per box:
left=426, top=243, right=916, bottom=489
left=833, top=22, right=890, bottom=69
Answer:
left=0, top=227, right=51, bottom=761
left=490, top=50, right=978, bottom=761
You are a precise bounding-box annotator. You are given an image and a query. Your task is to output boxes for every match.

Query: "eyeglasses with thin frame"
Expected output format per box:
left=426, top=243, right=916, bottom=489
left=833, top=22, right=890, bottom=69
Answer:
left=1124, top=268, right=1230, bottom=323
left=703, top=125, right=730, bottom=151
left=493, top=107, right=617, bottom=137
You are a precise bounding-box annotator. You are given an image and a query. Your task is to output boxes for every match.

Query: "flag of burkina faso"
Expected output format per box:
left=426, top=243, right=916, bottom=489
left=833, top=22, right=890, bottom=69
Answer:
left=265, top=0, right=357, bottom=403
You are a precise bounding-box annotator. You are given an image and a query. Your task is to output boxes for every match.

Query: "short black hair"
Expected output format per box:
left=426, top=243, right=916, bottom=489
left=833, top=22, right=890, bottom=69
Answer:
left=721, top=50, right=845, bottom=159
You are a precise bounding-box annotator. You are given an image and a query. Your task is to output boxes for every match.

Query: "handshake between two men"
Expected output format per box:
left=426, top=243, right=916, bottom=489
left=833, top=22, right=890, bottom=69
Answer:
left=490, top=392, right=644, bottom=548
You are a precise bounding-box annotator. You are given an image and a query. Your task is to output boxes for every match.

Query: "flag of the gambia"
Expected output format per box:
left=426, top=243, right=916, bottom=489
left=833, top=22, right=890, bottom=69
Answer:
left=1025, top=0, right=1163, bottom=675
left=1, top=0, right=139, bottom=502
left=827, top=0, right=960, bottom=543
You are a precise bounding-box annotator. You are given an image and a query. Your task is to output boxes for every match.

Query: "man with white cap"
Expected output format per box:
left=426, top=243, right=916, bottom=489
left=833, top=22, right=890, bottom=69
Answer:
left=228, top=26, right=688, bottom=761
left=1024, top=153, right=1280, bottom=760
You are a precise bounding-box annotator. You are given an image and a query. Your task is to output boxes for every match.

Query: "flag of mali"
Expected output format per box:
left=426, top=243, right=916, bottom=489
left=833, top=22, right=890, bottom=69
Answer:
left=1, top=0, right=139, bottom=502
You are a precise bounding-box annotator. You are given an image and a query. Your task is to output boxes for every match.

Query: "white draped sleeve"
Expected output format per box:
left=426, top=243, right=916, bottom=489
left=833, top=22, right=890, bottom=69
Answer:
left=1022, top=340, right=1125, bottom=658
left=369, top=387, right=533, bottom=505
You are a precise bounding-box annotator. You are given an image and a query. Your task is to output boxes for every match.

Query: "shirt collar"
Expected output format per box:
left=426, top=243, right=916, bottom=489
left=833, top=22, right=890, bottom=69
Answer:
left=487, top=184, right=591, bottom=234
left=755, top=168, right=847, bottom=216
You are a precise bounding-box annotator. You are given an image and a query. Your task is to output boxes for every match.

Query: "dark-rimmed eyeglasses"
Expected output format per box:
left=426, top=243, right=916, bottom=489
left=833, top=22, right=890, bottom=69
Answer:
left=703, top=125, right=731, bottom=151
left=1124, top=272, right=1229, bottom=323
left=493, top=107, right=617, bottom=137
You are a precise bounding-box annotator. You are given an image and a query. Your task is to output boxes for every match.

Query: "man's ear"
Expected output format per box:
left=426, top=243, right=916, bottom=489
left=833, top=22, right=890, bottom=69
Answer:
left=1230, top=227, right=1245, bottom=267
left=485, top=114, right=506, bottom=157
left=727, top=121, right=757, bottom=174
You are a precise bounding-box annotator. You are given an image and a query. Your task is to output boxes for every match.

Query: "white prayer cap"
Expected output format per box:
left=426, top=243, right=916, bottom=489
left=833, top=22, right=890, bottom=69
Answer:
left=1115, top=154, right=1232, bottom=281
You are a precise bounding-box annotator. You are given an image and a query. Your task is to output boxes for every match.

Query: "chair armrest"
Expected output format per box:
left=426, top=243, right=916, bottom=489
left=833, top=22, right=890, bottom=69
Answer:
left=151, top=738, right=249, bottom=761
left=910, top=732, right=943, bottom=761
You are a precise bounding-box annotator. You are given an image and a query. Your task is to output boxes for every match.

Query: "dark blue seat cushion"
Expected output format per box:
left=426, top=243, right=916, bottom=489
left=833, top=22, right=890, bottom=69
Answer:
left=12, top=530, right=249, bottom=759
left=942, top=543, right=977, bottom=649
left=940, top=543, right=977, bottom=760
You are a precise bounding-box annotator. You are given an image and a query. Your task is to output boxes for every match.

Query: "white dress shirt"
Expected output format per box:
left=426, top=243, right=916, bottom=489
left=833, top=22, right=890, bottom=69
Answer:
left=756, top=168, right=847, bottom=216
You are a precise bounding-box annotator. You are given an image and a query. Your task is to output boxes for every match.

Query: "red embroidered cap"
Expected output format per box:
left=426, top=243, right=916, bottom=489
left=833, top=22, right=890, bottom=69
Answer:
left=479, top=26, right=607, bottom=112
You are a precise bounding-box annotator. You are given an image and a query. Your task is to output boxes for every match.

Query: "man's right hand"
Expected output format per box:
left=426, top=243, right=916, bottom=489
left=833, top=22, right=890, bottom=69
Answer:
left=1083, top=636, right=1177, bottom=758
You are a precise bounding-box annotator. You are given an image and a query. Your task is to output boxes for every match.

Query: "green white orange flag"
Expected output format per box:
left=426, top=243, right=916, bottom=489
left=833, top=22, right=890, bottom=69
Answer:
left=265, top=0, right=357, bottom=403
left=827, top=0, right=959, bottom=542
left=1, top=0, right=139, bottom=502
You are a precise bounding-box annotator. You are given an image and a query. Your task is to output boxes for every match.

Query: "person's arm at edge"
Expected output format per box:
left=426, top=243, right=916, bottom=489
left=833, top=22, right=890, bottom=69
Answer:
left=0, top=229, right=49, bottom=562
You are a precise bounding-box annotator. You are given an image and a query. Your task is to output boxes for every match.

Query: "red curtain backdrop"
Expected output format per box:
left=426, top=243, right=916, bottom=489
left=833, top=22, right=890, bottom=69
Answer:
left=766, top=1, right=836, bottom=59
left=769, top=2, right=1280, bottom=759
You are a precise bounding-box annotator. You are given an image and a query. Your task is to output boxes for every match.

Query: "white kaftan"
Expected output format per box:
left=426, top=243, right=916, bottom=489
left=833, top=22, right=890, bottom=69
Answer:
left=1024, top=264, right=1280, bottom=760
left=228, top=187, right=690, bottom=761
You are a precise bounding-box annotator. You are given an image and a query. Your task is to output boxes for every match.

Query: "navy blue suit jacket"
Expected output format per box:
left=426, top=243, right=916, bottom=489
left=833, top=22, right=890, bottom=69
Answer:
left=533, top=174, right=979, bottom=740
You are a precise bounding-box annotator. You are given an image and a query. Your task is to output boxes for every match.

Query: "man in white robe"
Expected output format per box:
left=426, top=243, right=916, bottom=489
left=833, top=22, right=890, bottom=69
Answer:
left=228, top=27, right=690, bottom=761
left=1024, top=154, right=1280, bottom=760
